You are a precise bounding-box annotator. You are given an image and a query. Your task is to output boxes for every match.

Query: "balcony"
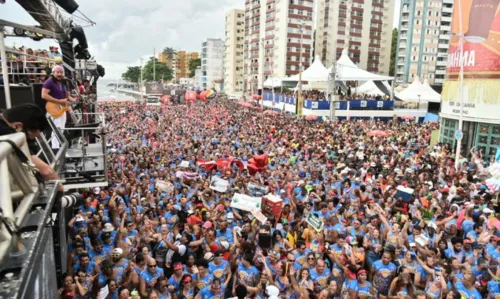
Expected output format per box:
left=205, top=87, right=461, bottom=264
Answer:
left=441, top=25, right=451, bottom=31
left=439, top=34, right=450, bottom=40
left=435, top=69, right=446, bottom=75
left=442, top=6, right=453, bottom=14
left=441, top=16, right=452, bottom=23
left=438, top=43, right=449, bottom=49
left=436, top=60, right=447, bottom=67
left=434, top=78, right=444, bottom=84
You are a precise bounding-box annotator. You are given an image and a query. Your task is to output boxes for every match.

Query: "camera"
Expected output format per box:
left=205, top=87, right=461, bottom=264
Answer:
left=60, top=193, right=84, bottom=208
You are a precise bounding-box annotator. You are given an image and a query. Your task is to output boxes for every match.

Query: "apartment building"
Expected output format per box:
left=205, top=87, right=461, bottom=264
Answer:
left=224, top=9, right=245, bottom=96
left=315, top=0, right=394, bottom=75
left=201, top=38, right=224, bottom=90
left=395, top=0, right=453, bottom=85
left=243, top=0, right=314, bottom=93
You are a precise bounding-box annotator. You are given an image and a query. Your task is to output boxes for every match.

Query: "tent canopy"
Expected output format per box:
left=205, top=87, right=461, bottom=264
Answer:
left=281, top=50, right=393, bottom=83
left=396, top=77, right=441, bottom=103
left=327, top=50, right=393, bottom=81
left=282, top=55, right=329, bottom=82
left=355, top=80, right=391, bottom=96
left=264, top=77, right=284, bottom=88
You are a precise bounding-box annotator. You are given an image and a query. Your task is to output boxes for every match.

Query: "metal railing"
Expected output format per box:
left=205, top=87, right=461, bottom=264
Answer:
left=0, top=133, right=40, bottom=263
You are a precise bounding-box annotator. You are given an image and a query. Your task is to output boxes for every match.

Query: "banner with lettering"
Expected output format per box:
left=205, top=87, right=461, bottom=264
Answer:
left=441, top=0, right=500, bottom=121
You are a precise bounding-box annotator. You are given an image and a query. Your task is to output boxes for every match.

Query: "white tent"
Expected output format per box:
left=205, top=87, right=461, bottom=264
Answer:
left=355, top=80, right=391, bottom=96
left=327, top=49, right=393, bottom=81
left=282, top=55, right=329, bottom=82
left=422, top=79, right=441, bottom=103
left=264, top=77, right=284, bottom=88
left=396, top=77, right=441, bottom=103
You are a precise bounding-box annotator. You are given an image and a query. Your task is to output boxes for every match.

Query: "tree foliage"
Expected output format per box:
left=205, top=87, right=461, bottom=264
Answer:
left=142, top=57, right=173, bottom=81
left=188, top=58, right=201, bottom=78
left=121, top=66, right=141, bottom=83
left=390, top=28, right=398, bottom=76
left=162, top=47, right=176, bottom=60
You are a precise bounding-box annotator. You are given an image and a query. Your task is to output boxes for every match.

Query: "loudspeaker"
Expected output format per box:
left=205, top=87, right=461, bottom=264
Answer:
left=31, top=83, right=47, bottom=113
left=258, top=225, right=272, bottom=249
left=0, top=85, right=35, bottom=110
left=53, top=0, right=79, bottom=14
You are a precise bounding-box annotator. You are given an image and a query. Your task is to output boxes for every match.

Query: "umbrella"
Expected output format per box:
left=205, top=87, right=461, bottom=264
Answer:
left=305, top=115, right=318, bottom=121
left=263, top=110, right=280, bottom=115
left=238, top=102, right=253, bottom=107
left=367, top=130, right=389, bottom=137
left=401, top=115, right=415, bottom=120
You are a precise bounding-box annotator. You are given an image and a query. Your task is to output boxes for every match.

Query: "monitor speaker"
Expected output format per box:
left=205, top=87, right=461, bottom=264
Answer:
left=53, top=0, right=79, bottom=14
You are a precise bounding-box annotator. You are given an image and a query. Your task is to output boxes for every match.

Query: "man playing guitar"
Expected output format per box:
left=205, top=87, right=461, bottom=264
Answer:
left=41, top=65, right=76, bottom=149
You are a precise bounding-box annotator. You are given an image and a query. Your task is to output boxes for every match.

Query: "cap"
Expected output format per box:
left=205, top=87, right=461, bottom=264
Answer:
left=220, top=241, right=230, bottom=250
left=202, top=221, right=213, bottom=229
left=439, top=187, right=449, bottom=193
left=227, top=212, right=234, bottom=219
left=75, top=215, right=84, bottom=222
left=93, top=187, right=101, bottom=195
left=409, top=242, right=416, bottom=247
left=483, top=208, right=494, bottom=214
left=112, top=248, right=123, bottom=255
left=103, top=223, right=114, bottom=233
left=173, top=262, right=183, bottom=271
left=266, top=285, right=280, bottom=297
left=204, top=252, right=214, bottom=262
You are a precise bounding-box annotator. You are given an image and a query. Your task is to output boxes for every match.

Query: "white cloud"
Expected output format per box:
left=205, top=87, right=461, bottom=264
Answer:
left=0, top=0, right=242, bottom=78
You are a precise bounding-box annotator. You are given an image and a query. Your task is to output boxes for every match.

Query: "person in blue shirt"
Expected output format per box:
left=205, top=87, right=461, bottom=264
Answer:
left=371, top=251, right=397, bottom=297
left=195, top=278, right=226, bottom=299
left=455, top=271, right=482, bottom=299
left=139, top=258, right=165, bottom=298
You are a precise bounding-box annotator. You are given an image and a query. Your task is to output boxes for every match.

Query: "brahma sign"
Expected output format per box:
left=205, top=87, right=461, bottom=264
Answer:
left=441, top=0, right=500, bottom=121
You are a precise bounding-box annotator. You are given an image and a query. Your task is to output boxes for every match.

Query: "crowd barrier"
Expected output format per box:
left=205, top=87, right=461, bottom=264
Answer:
left=261, top=92, right=427, bottom=121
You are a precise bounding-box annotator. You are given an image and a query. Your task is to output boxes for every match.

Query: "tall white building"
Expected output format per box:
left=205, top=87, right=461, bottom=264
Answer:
left=201, top=38, right=224, bottom=90
left=244, top=0, right=314, bottom=93
left=224, top=9, right=245, bottom=96
left=194, top=66, right=203, bottom=88
left=395, top=0, right=453, bottom=85
left=315, top=0, right=394, bottom=75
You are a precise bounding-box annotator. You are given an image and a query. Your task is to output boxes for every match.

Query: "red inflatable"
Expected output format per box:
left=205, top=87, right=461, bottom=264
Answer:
left=247, top=154, right=269, bottom=175
left=185, top=91, right=197, bottom=103
left=200, top=91, right=208, bottom=102
left=197, top=157, right=245, bottom=172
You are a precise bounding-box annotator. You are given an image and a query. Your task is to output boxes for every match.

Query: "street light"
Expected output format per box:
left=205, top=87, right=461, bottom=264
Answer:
left=454, top=0, right=466, bottom=171
left=296, top=20, right=307, bottom=116
left=327, top=0, right=351, bottom=121
left=260, top=37, right=265, bottom=108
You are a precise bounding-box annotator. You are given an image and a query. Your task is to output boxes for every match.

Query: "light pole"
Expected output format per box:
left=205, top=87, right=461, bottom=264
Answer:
left=296, top=20, right=307, bottom=116
left=327, top=0, right=351, bottom=121
left=454, top=0, right=465, bottom=171
left=260, top=38, right=265, bottom=108
left=140, top=58, right=144, bottom=92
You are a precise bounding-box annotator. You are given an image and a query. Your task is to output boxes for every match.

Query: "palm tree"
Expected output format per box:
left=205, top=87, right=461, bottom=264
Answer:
left=162, top=47, right=176, bottom=61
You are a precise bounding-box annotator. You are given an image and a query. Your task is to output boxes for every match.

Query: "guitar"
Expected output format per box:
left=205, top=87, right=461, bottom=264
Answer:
left=46, top=100, right=76, bottom=118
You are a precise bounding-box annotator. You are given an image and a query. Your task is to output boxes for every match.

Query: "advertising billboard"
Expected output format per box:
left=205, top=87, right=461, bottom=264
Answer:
left=441, top=0, right=500, bottom=121
left=145, top=81, right=164, bottom=95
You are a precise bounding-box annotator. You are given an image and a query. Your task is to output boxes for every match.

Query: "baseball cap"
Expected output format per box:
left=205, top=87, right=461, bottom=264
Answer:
left=202, top=221, right=213, bottom=229
left=173, top=262, right=183, bottom=271
left=112, top=248, right=123, bottom=255
left=93, top=187, right=101, bottom=195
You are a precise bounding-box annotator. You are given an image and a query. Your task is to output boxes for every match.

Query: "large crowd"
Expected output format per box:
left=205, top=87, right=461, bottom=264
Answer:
left=59, top=98, right=500, bottom=299
left=266, top=90, right=390, bottom=102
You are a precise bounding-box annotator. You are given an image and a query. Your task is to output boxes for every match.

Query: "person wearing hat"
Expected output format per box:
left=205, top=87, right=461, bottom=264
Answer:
left=167, top=262, right=184, bottom=292
left=88, top=239, right=110, bottom=265
left=92, top=260, right=123, bottom=298
left=41, top=64, right=76, bottom=149
left=139, top=257, right=164, bottom=297
left=176, top=274, right=195, bottom=299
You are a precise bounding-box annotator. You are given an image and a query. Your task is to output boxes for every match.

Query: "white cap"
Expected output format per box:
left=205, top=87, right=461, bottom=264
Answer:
left=266, top=285, right=280, bottom=297
left=227, top=212, right=234, bottom=220
left=220, top=241, right=230, bottom=250
left=75, top=215, right=84, bottom=222
left=93, top=187, right=101, bottom=194
left=103, top=223, right=114, bottom=233
left=483, top=208, right=494, bottom=214
left=112, top=248, right=123, bottom=255
left=409, top=242, right=416, bottom=247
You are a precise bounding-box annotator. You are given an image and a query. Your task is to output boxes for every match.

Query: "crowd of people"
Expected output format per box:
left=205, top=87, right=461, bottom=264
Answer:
left=265, top=89, right=390, bottom=102
left=0, top=46, right=61, bottom=85
left=58, top=97, right=500, bottom=299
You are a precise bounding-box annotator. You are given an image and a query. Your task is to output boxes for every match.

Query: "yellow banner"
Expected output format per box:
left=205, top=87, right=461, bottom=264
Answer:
left=296, top=97, right=303, bottom=117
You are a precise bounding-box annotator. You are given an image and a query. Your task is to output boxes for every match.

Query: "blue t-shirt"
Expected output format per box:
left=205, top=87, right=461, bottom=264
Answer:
left=372, top=260, right=396, bottom=292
